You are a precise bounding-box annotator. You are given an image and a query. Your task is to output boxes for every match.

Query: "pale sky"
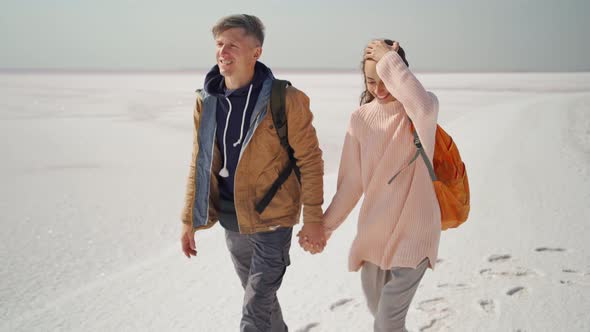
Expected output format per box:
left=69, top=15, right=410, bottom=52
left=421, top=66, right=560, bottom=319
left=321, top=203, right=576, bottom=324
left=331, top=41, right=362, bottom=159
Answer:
left=1, top=0, right=588, bottom=71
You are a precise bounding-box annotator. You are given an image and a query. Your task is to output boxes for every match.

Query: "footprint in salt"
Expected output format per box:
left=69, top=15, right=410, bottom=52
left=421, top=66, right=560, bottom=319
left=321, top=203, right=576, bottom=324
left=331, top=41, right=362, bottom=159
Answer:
left=562, top=269, right=578, bottom=273
left=416, top=297, right=451, bottom=317
left=506, top=286, right=525, bottom=296
left=478, top=299, right=496, bottom=313
left=296, top=322, right=320, bottom=332
left=534, top=247, right=566, bottom=252
left=480, top=267, right=536, bottom=278
left=417, top=297, right=446, bottom=312
left=329, top=298, right=354, bottom=311
left=488, top=254, right=511, bottom=263
left=418, top=310, right=452, bottom=332
left=437, top=283, right=470, bottom=290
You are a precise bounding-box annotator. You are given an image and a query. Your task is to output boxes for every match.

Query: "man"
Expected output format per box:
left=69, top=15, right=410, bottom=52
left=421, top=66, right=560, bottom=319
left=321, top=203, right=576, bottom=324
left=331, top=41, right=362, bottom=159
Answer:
left=180, top=14, right=325, bottom=332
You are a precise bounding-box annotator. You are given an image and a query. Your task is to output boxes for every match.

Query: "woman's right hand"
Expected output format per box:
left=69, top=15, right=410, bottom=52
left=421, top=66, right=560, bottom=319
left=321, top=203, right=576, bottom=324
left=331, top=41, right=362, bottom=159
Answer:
left=297, top=223, right=326, bottom=254
left=364, top=40, right=400, bottom=62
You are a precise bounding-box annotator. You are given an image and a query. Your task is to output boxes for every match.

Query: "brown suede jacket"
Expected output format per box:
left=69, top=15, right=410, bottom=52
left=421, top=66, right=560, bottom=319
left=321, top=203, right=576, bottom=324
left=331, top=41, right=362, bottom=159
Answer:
left=181, top=84, right=324, bottom=234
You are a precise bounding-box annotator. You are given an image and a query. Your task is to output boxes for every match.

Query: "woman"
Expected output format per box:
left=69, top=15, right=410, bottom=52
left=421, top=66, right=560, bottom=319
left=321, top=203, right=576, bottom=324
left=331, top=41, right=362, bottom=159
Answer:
left=303, top=40, right=441, bottom=331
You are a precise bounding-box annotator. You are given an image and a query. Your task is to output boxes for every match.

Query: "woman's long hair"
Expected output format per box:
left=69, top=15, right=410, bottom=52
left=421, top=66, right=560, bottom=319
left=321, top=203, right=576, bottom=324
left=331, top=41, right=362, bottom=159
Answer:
left=359, top=40, right=409, bottom=106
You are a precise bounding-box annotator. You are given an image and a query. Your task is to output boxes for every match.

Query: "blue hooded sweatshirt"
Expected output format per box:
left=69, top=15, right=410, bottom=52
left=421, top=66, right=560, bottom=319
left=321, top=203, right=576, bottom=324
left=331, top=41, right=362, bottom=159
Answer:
left=203, top=62, right=273, bottom=230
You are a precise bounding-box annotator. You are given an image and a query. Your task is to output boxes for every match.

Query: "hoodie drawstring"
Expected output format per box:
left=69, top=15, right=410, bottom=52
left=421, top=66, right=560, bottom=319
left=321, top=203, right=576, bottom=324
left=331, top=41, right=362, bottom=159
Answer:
left=219, top=97, right=232, bottom=178
left=219, top=83, right=253, bottom=178
left=233, top=84, right=253, bottom=147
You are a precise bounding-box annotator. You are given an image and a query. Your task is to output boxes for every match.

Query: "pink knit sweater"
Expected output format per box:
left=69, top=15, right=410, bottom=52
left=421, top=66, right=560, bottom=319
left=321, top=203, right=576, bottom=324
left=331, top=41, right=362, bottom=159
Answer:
left=324, top=51, right=441, bottom=272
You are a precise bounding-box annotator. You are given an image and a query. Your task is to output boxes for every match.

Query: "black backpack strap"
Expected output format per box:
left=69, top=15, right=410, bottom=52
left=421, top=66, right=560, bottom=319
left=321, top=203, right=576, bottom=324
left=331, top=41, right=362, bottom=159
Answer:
left=270, top=80, right=301, bottom=181
left=255, top=79, right=301, bottom=214
left=270, top=80, right=290, bottom=149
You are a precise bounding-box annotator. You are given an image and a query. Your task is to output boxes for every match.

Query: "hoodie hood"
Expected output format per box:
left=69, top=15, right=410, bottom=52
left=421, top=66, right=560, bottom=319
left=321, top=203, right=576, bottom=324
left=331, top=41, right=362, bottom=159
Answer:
left=204, top=61, right=273, bottom=98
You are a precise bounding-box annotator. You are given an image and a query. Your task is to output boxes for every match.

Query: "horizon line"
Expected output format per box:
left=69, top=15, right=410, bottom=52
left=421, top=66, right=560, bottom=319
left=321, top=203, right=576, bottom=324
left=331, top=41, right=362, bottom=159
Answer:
left=1, top=67, right=589, bottom=75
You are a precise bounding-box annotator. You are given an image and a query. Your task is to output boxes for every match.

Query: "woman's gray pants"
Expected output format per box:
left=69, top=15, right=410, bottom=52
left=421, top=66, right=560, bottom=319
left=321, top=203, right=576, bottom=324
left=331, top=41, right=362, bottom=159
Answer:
left=361, top=258, right=429, bottom=332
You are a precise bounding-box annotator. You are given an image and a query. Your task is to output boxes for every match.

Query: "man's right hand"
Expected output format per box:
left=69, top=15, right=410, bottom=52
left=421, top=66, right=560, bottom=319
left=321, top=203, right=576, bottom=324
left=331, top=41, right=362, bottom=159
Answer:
left=181, top=223, right=197, bottom=258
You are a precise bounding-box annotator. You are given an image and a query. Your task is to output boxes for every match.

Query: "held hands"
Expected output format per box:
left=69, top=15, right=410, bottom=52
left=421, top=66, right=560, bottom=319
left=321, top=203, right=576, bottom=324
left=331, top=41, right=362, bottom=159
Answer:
left=297, top=223, right=327, bottom=254
left=364, top=40, right=400, bottom=62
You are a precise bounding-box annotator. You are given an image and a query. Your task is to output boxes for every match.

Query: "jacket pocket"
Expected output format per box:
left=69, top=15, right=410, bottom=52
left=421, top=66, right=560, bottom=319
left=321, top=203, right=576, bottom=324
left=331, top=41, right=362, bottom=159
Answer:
left=255, top=167, right=299, bottom=223
left=252, top=115, right=282, bottom=156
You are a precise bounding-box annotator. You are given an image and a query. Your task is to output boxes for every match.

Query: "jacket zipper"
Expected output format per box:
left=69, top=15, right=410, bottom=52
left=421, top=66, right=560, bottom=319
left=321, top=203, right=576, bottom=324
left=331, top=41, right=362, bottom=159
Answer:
left=233, top=108, right=267, bottom=232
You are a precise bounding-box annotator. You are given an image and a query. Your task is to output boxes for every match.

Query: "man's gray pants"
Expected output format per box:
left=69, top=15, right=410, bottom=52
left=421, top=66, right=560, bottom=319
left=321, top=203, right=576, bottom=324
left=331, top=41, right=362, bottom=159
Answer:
left=361, top=258, right=429, bottom=332
left=225, top=227, right=292, bottom=332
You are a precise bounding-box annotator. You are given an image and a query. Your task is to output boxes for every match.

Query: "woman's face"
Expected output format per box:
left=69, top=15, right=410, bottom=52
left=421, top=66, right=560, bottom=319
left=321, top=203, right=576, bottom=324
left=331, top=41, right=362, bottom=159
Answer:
left=364, top=60, right=395, bottom=104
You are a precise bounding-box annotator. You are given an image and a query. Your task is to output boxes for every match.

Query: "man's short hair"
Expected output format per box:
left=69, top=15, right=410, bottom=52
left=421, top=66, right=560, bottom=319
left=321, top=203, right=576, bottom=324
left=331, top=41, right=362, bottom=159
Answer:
left=212, top=14, right=265, bottom=46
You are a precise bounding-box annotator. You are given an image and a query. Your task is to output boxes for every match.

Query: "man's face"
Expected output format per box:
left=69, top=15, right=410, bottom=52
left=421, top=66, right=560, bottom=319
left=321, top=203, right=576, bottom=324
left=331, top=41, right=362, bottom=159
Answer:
left=215, top=28, right=261, bottom=78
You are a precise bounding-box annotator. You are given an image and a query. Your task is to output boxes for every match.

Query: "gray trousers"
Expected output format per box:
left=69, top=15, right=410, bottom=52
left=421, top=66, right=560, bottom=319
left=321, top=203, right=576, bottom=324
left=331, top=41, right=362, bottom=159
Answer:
left=225, top=228, right=292, bottom=332
left=361, top=258, right=429, bottom=332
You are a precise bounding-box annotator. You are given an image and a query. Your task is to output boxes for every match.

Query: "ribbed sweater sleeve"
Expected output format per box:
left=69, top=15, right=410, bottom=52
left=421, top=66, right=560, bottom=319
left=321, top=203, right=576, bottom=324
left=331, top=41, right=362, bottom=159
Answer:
left=323, top=117, right=363, bottom=233
left=377, top=51, right=439, bottom=160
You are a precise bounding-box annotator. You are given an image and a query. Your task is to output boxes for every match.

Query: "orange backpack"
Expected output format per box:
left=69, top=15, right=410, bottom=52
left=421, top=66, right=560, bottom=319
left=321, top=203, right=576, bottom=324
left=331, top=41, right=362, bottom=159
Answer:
left=389, top=124, right=470, bottom=230
left=427, top=125, right=470, bottom=229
